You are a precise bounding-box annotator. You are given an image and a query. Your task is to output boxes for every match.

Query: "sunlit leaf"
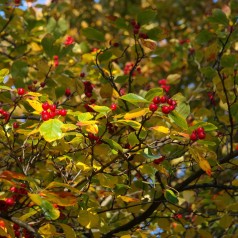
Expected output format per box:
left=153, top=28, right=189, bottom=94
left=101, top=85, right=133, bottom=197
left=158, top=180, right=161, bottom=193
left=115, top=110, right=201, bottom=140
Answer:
left=124, top=108, right=149, bottom=120
left=26, top=99, right=43, bottom=113
left=120, top=93, right=148, bottom=103
left=150, top=126, right=170, bottom=134
left=78, top=210, right=100, bottom=228
left=164, top=189, right=179, bottom=204
left=58, top=223, right=76, bottom=238
left=0, top=68, right=9, bottom=83
left=118, top=195, right=140, bottom=203
left=39, top=119, right=64, bottom=142
left=169, top=111, right=188, bottom=130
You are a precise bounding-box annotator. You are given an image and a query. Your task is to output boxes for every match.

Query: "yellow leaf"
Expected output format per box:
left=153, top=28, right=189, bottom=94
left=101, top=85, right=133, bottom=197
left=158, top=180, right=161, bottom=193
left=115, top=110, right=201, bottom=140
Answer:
left=78, top=210, right=99, bottom=229
left=150, top=126, right=169, bottom=134
left=85, top=124, right=99, bottom=134
left=30, top=42, right=42, bottom=52
left=121, top=235, right=131, bottom=238
left=76, top=120, right=98, bottom=126
left=82, top=53, right=95, bottom=63
left=76, top=162, right=92, bottom=171
left=39, top=224, right=59, bottom=236
left=140, top=38, right=157, bottom=50
left=26, top=99, right=43, bottom=113
left=26, top=92, right=42, bottom=97
left=199, top=159, right=212, bottom=176
left=61, top=124, right=77, bottom=132
left=58, top=223, right=76, bottom=238
left=16, top=128, right=39, bottom=136
left=118, top=195, right=140, bottom=203
left=124, top=108, right=149, bottom=120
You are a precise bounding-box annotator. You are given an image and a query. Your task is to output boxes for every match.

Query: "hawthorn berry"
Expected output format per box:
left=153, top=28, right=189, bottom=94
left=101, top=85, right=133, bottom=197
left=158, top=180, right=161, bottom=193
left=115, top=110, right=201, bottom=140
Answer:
left=110, top=103, right=117, bottom=111
left=80, top=72, right=85, bottom=78
left=49, top=104, right=56, bottom=112
left=153, top=96, right=160, bottom=104
left=13, top=122, right=19, bottom=129
left=196, top=127, right=205, bottom=133
left=85, top=92, right=92, bottom=98
left=17, top=88, right=25, bottom=96
left=149, top=103, right=158, bottom=112
left=160, top=96, right=167, bottom=103
left=42, top=114, right=50, bottom=121
left=5, top=197, right=15, bottom=206
left=40, top=82, right=46, bottom=88
left=168, top=105, right=175, bottom=111
left=190, top=132, right=197, bottom=141
left=153, top=156, right=166, bottom=164
left=59, top=109, right=67, bottom=116
left=42, top=102, right=50, bottom=110
left=65, top=88, right=71, bottom=97
left=161, top=105, right=170, bottom=114
left=197, top=131, right=206, bottom=140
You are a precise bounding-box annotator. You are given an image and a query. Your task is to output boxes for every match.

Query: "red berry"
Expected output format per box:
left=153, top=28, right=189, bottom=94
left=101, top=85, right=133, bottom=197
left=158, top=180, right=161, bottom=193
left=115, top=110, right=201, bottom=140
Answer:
left=133, top=28, right=139, bottom=34
left=196, top=127, right=205, bottom=133
left=0, top=108, right=4, bottom=114
left=161, top=84, right=171, bottom=92
left=167, top=98, right=173, bottom=105
left=130, top=19, right=136, bottom=26
left=153, top=96, right=160, bottom=104
left=42, top=102, right=50, bottom=110
left=80, top=72, right=85, bottom=78
left=33, top=80, right=37, bottom=84
left=153, top=156, right=165, bottom=164
left=158, top=79, right=167, bottom=85
left=134, top=23, right=140, bottom=29
left=49, top=104, right=56, bottom=112
left=197, top=132, right=206, bottom=140
left=160, top=96, right=167, bottom=103
left=139, top=33, right=148, bottom=39
left=90, top=99, right=96, bottom=104
left=10, top=187, right=18, bottom=193
left=40, top=82, right=46, bottom=88
left=17, top=88, right=25, bottom=96
left=59, top=109, right=67, bottom=116
left=149, top=103, right=158, bottom=112
left=88, top=133, right=96, bottom=141
left=65, top=88, right=71, bottom=97
left=190, top=132, right=197, bottom=141
left=113, top=42, right=120, bottom=47
left=168, top=105, right=175, bottom=111
left=49, top=111, right=56, bottom=118
left=85, top=92, right=92, bottom=98
left=5, top=197, right=15, bottom=206
left=42, top=114, right=50, bottom=121
left=161, top=105, right=170, bottom=114
left=110, top=103, right=117, bottom=111
left=13, top=122, right=19, bottom=129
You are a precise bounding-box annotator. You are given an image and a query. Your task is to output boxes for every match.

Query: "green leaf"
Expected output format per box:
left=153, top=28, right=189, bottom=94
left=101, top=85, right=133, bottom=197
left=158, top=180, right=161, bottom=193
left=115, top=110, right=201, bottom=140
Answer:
left=98, top=51, right=112, bottom=62
left=197, top=140, right=216, bottom=146
left=120, top=93, right=148, bottom=103
left=175, top=102, right=190, bottom=118
left=39, top=119, right=64, bottom=142
left=164, top=189, right=179, bottom=204
left=128, top=132, right=139, bottom=147
left=0, top=85, right=11, bottom=91
left=82, top=27, right=105, bottom=42
left=0, top=68, right=9, bottom=83
left=104, top=138, right=123, bottom=152
left=77, top=112, right=94, bottom=121
left=41, top=200, right=60, bottom=220
left=41, top=34, right=57, bottom=58
left=115, top=120, right=143, bottom=131
left=169, top=111, right=188, bottom=130
left=145, top=87, right=163, bottom=101
left=167, top=74, right=181, bottom=84
left=137, top=9, right=157, bottom=25
left=89, top=105, right=111, bottom=115
left=208, top=9, right=229, bottom=26
left=196, top=30, right=214, bottom=45
left=11, top=61, right=28, bottom=80
left=114, top=75, right=128, bottom=84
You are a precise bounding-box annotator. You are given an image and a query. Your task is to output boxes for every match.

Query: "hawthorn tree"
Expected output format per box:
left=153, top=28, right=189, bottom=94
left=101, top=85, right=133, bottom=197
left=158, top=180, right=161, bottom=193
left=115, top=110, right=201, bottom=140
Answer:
left=0, top=0, right=238, bottom=237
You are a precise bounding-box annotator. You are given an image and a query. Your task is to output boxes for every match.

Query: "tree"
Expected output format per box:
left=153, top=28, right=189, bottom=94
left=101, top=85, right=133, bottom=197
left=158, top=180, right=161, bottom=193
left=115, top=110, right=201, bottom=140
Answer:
left=0, top=0, right=238, bottom=237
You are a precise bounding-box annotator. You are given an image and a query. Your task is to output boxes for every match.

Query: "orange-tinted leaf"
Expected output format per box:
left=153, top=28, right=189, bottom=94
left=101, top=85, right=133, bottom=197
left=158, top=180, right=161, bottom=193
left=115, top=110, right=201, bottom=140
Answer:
left=40, top=191, right=77, bottom=207
left=199, top=159, right=212, bottom=176
left=0, top=171, right=26, bottom=180
left=140, top=39, right=157, bottom=50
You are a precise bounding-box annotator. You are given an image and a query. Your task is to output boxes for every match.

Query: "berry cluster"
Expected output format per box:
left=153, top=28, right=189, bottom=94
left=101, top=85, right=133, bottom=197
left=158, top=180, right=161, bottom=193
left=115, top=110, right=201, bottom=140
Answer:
left=84, top=81, right=94, bottom=98
left=130, top=19, right=148, bottom=39
left=13, top=223, right=34, bottom=238
left=0, top=108, right=10, bottom=122
left=110, top=103, right=117, bottom=111
left=153, top=156, right=166, bottom=165
left=190, top=127, right=206, bottom=141
left=41, top=102, right=67, bottom=121
left=53, top=55, right=59, bottom=67
left=64, top=36, right=74, bottom=46
left=123, top=62, right=141, bottom=76
left=88, top=133, right=102, bottom=144
left=158, top=79, right=170, bottom=93
left=149, top=95, right=177, bottom=114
